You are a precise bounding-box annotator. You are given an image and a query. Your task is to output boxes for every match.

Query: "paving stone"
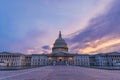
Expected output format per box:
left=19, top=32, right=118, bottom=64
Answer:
left=0, top=66, right=120, bottom=80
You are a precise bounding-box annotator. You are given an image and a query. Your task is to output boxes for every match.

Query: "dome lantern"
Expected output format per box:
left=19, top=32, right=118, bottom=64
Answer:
left=59, top=31, right=62, bottom=38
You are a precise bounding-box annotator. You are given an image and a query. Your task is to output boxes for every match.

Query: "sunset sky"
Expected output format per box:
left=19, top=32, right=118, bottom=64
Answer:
left=0, top=0, right=120, bottom=54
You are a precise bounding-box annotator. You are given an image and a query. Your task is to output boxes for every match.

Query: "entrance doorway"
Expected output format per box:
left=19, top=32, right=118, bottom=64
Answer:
left=59, top=59, right=62, bottom=61
left=56, top=57, right=66, bottom=65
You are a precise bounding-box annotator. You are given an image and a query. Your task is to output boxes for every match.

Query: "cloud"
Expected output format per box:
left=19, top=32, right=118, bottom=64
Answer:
left=0, top=28, right=46, bottom=53
left=80, top=38, right=120, bottom=54
left=67, top=0, right=120, bottom=54
left=42, top=45, right=51, bottom=50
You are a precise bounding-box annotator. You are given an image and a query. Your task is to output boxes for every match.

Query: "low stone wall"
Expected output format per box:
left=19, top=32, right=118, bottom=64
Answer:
left=1, top=65, right=120, bottom=71
left=0, top=66, right=44, bottom=71
left=88, top=66, right=120, bottom=70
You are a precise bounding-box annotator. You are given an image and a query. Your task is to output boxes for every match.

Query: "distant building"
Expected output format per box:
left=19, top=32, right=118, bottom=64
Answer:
left=0, top=52, right=25, bottom=67
left=94, top=52, right=120, bottom=67
left=0, top=31, right=120, bottom=67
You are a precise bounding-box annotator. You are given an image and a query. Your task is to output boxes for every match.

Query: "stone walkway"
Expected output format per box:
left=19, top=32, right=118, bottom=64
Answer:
left=0, top=66, right=120, bottom=80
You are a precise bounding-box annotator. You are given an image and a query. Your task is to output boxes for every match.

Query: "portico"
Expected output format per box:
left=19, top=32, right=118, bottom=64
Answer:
left=47, top=52, right=74, bottom=65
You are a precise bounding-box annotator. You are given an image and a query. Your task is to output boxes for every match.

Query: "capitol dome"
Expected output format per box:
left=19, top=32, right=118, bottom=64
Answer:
left=52, top=31, right=68, bottom=53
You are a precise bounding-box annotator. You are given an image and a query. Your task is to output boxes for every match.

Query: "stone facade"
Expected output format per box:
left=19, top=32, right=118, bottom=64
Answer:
left=1, top=52, right=120, bottom=67
left=31, top=54, right=47, bottom=66
left=0, top=52, right=25, bottom=67
left=74, top=54, right=90, bottom=66
left=93, top=52, right=120, bottom=67
left=47, top=52, right=74, bottom=66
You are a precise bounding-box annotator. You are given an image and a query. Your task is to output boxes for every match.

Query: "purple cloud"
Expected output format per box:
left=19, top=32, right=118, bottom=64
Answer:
left=42, top=45, right=51, bottom=50
left=0, top=28, right=46, bottom=53
left=67, top=0, right=120, bottom=54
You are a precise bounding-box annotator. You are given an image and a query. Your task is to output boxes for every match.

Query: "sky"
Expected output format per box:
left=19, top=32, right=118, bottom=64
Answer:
left=0, top=0, right=120, bottom=54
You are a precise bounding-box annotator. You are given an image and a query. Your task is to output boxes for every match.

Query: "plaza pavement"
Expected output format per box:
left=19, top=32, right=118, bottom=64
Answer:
left=0, top=66, right=120, bottom=80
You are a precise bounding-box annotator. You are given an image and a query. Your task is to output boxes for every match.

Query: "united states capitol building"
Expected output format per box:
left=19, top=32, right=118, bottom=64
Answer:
left=0, top=31, right=120, bottom=67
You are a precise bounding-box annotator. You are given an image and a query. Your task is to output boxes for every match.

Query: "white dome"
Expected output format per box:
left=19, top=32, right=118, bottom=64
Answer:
left=52, top=31, right=68, bottom=53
